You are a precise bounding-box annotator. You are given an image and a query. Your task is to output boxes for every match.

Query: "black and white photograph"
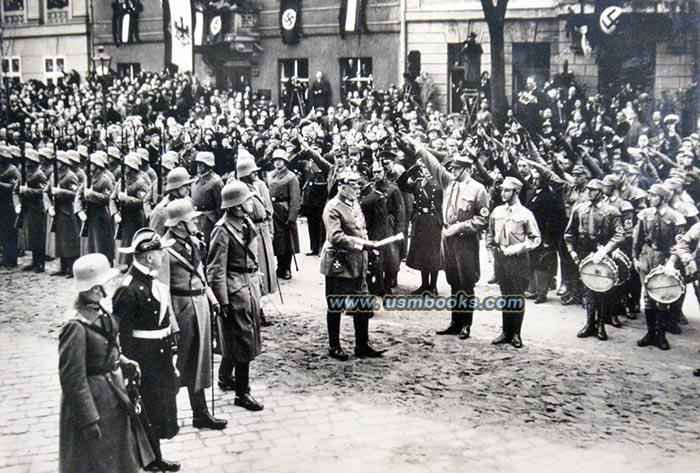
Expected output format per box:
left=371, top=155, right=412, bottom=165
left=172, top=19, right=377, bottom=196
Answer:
left=1, top=0, right=700, bottom=472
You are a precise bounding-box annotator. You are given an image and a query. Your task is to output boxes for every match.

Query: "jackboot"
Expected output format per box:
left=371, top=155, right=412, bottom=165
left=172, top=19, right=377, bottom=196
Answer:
left=577, top=306, right=596, bottom=338
left=655, top=311, right=670, bottom=351
left=637, top=310, right=657, bottom=347
left=596, top=316, right=608, bottom=341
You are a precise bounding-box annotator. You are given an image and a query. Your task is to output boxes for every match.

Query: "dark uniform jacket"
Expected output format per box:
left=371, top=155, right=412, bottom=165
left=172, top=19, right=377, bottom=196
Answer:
left=83, top=171, right=115, bottom=260
left=633, top=206, right=686, bottom=277
left=113, top=264, right=180, bottom=440
left=268, top=167, right=301, bottom=255
left=20, top=167, right=48, bottom=253
left=51, top=169, right=81, bottom=258
left=564, top=200, right=625, bottom=259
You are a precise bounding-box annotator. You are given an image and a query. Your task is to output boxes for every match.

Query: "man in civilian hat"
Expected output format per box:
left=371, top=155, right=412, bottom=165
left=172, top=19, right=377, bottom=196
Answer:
left=112, top=228, right=181, bottom=472
left=633, top=184, right=685, bottom=351
left=192, top=151, right=223, bottom=245
left=59, top=253, right=154, bottom=473
left=50, top=151, right=81, bottom=277
left=320, top=170, right=387, bottom=360
left=150, top=166, right=193, bottom=236
left=397, top=133, right=489, bottom=340
left=79, top=153, right=116, bottom=265
left=564, top=179, right=624, bottom=341
left=0, top=145, right=20, bottom=268
left=163, top=199, right=227, bottom=430
left=267, top=148, right=301, bottom=280
left=486, top=177, right=541, bottom=348
left=207, top=181, right=264, bottom=410
left=17, top=149, right=48, bottom=272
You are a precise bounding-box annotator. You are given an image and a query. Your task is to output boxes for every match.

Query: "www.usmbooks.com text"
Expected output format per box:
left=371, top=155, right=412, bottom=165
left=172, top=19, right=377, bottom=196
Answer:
left=326, top=293, right=525, bottom=312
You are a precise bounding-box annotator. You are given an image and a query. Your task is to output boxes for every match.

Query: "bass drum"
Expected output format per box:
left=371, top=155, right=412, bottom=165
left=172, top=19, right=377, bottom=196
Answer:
left=611, top=249, right=632, bottom=286
left=644, top=266, right=685, bottom=304
left=579, top=254, right=618, bottom=293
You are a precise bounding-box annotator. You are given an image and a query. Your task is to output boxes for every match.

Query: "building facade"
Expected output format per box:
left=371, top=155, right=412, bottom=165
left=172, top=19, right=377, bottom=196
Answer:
left=404, top=0, right=698, bottom=113
left=1, top=0, right=89, bottom=85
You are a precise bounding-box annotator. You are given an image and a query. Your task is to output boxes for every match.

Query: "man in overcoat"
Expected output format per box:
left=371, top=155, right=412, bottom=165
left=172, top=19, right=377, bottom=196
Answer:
left=267, top=148, right=301, bottom=280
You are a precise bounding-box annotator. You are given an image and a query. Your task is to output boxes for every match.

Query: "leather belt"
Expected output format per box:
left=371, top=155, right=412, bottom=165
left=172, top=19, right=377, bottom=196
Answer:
left=171, top=288, right=206, bottom=297
left=86, top=363, right=119, bottom=376
left=419, top=208, right=433, bottom=214
left=270, top=197, right=289, bottom=202
left=251, top=217, right=269, bottom=224
left=132, top=327, right=172, bottom=339
left=228, top=265, right=258, bottom=274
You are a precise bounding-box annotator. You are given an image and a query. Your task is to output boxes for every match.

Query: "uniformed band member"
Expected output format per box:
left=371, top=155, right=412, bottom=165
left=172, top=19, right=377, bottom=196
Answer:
left=268, top=148, right=301, bottom=280
left=59, top=254, right=155, bottom=473
left=191, top=151, right=223, bottom=245
left=17, top=149, right=48, bottom=272
left=320, top=170, right=387, bottom=360
left=486, top=177, right=541, bottom=348
left=564, top=179, right=625, bottom=341
left=207, top=181, right=264, bottom=411
left=163, top=199, right=227, bottom=429
left=112, top=228, right=181, bottom=472
left=633, top=184, right=685, bottom=350
left=398, top=133, right=489, bottom=340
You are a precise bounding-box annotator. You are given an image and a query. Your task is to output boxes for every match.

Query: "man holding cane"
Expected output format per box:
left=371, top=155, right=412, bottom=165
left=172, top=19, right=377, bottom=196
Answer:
left=163, top=199, right=228, bottom=430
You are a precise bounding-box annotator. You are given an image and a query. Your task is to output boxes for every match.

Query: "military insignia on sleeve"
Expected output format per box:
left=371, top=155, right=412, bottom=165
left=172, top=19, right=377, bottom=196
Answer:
left=676, top=234, right=683, bottom=242
left=332, top=260, right=342, bottom=271
left=480, top=207, right=489, bottom=217
left=624, top=219, right=633, bottom=228
left=615, top=224, right=623, bottom=233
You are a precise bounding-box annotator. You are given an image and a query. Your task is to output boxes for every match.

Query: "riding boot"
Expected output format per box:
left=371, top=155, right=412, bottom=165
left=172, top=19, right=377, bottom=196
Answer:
left=655, top=310, right=670, bottom=351
left=577, top=302, right=596, bottom=338
left=327, top=312, right=341, bottom=349
left=596, top=313, right=608, bottom=341
left=637, top=310, right=657, bottom=347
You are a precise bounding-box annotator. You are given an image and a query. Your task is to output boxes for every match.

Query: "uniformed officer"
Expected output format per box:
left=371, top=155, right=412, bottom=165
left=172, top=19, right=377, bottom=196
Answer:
left=672, top=220, right=700, bottom=376
left=320, top=170, right=387, bottom=360
left=50, top=151, right=81, bottom=278
left=373, top=160, right=406, bottom=291
left=486, top=177, right=541, bottom=348
left=206, top=181, right=264, bottom=411
left=267, top=148, right=301, bottom=280
left=163, top=199, right=227, bottom=430
left=80, top=153, right=115, bottom=265
left=17, top=149, right=48, bottom=272
left=191, top=151, right=223, bottom=245
left=564, top=179, right=625, bottom=341
left=112, top=228, right=181, bottom=472
left=397, top=163, right=443, bottom=295
left=301, top=146, right=329, bottom=256
left=115, top=153, right=150, bottom=266
left=633, top=184, right=685, bottom=350
left=397, top=133, right=489, bottom=340
left=558, top=164, right=590, bottom=303
left=0, top=145, right=21, bottom=268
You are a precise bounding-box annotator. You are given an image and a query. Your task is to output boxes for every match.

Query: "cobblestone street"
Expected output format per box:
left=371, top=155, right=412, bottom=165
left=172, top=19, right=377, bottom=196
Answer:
left=2, top=222, right=700, bottom=472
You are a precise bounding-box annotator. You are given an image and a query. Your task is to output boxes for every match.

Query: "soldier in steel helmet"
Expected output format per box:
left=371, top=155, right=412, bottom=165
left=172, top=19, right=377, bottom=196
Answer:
left=206, top=180, right=264, bottom=411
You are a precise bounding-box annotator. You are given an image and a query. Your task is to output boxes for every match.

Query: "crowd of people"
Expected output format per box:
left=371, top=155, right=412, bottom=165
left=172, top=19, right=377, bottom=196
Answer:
left=1, top=66, right=700, bottom=471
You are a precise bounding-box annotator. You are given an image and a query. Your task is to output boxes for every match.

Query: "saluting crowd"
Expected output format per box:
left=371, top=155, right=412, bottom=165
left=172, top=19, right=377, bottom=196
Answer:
left=2, top=66, right=700, bottom=472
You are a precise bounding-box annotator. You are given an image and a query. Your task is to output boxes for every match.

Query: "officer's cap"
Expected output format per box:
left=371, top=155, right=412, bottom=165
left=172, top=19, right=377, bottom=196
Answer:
left=586, top=179, right=604, bottom=191
left=648, top=184, right=671, bottom=201
left=500, top=176, right=523, bottom=191
left=602, top=175, right=620, bottom=187
left=118, top=228, right=174, bottom=255
left=571, top=164, right=589, bottom=176
left=338, top=170, right=362, bottom=186
left=451, top=155, right=474, bottom=168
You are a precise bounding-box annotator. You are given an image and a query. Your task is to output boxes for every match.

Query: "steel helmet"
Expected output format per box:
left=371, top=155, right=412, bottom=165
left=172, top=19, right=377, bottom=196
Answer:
left=221, top=180, right=253, bottom=209
left=236, top=155, right=260, bottom=178
left=164, top=167, right=194, bottom=192
left=164, top=198, right=201, bottom=227
left=124, top=153, right=141, bottom=171
left=73, top=253, right=120, bottom=292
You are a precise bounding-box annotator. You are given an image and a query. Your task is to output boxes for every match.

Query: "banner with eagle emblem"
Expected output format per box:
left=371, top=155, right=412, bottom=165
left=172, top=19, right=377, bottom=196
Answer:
left=165, top=0, right=193, bottom=72
left=280, top=0, right=301, bottom=45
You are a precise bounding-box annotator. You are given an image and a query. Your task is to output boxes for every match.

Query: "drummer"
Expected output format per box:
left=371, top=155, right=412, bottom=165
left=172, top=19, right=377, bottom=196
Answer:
left=633, top=184, right=686, bottom=350
left=564, top=178, right=624, bottom=341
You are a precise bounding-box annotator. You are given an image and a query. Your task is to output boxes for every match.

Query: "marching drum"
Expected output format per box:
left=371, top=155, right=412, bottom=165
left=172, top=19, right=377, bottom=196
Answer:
left=579, top=254, right=618, bottom=292
left=644, top=266, right=685, bottom=304
left=611, top=249, right=632, bottom=286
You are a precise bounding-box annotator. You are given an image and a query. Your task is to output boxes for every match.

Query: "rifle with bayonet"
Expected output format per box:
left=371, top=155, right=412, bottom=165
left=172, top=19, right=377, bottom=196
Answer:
left=13, top=123, right=26, bottom=229
left=79, top=125, right=95, bottom=238
left=49, top=123, right=58, bottom=233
